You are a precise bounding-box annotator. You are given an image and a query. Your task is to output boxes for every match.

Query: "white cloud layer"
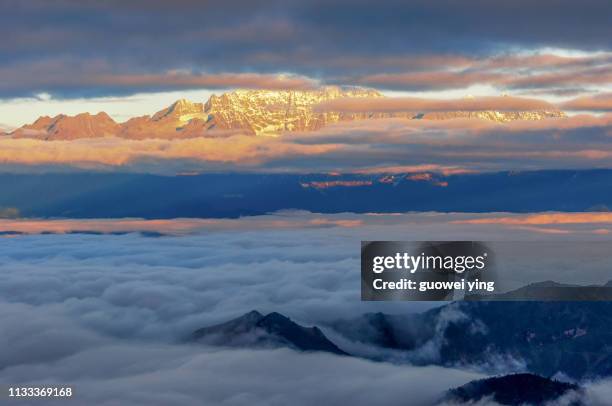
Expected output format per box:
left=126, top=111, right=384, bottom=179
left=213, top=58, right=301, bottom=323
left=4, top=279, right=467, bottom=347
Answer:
left=1, top=212, right=612, bottom=405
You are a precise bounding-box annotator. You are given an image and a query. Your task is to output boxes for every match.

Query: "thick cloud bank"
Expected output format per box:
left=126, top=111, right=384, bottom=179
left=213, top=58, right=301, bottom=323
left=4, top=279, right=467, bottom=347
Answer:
left=1, top=1, right=611, bottom=98
left=1, top=114, right=612, bottom=174
left=2, top=342, right=483, bottom=406
left=1, top=212, right=612, bottom=405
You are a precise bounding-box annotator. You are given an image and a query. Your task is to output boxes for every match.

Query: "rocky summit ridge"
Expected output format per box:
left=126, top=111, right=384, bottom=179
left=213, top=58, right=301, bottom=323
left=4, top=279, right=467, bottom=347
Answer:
left=8, top=86, right=565, bottom=140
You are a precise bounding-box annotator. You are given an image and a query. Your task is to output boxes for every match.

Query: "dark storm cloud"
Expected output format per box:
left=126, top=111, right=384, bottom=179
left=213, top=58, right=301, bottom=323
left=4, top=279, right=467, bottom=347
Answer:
left=1, top=0, right=611, bottom=97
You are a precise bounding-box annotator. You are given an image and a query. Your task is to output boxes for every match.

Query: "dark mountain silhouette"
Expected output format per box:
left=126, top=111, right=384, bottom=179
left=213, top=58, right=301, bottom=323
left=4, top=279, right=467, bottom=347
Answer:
left=1, top=169, right=612, bottom=218
left=332, top=302, right=612, bottom=380
left=191, top=303, right=612, bottom=380
left=192, top=311, right=347, bottom=355
left=441, top=373, right=583, bottom=405
left=433, top=302, right=612, bottom=380
left=331, top=312, right=431, bottom=354
left=465, top=281, right=612, bottom=301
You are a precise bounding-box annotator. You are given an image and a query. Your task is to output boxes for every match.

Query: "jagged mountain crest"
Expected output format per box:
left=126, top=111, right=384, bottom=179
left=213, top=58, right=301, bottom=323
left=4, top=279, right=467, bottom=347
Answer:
left=192, top=310, right=348, bottom=355
left=332, top=301, right=612, bottom=380
left=14, top=111, right=119, bottom=140
left=151, top=98, right=205, bottom=122
left=10, top=86, right=566, bottom=140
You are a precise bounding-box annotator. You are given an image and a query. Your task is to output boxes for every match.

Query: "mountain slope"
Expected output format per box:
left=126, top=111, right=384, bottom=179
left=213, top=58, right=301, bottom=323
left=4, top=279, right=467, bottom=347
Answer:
left=10, top=87, right=566, bottom=140
left=201, top=86, right=389, bottom=135
left=120, top=99, right=210, bottom=139
left=12, top=112, right=119, bottom=140
left=0, top=123, right=13, bottom=133
left=192, top=310, right=348, bottom=355
left=416, top=109, right=564, bottom=122
left=465, top=280, right=612, bottom=301
left=441, top=373, right=583, bottom=405
left=332, top=302, right=612, bottom=379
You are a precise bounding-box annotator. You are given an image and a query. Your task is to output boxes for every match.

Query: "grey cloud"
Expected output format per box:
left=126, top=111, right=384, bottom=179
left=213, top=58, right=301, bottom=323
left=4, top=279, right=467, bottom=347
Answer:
left=1, top=213, right=612, bottom=404
left=1, top=213, right=610, bottom=341
left=0, top=302, right=106, bottom=370
left=274, top=117, right=612, bottom=173
left=0, top=219, right=487, bottom=405
left=1, top=212, right=611, bottom=341
left=0, top=343, right=482, bottom=406
left=1, top=116, right=612, bottom=174
left=1, top=1, right=611, bottom=97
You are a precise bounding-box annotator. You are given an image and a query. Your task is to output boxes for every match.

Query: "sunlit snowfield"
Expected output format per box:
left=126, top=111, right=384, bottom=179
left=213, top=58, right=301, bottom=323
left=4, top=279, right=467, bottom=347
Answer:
left=1, top=211, right=612, bottom=405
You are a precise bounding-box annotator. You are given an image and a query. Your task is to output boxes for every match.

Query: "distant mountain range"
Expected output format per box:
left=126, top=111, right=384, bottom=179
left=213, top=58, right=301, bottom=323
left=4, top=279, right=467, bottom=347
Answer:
left=466, top=280, right=612, bottom=301
left=332, top=301, right=612, bottom=380
left=190, top=301, right=612, bottom=381
left=191, top=310, right=597, bottom=404
left=6, top=87, right=565, bottom=140
left=0, top=169, right=610, bottom=218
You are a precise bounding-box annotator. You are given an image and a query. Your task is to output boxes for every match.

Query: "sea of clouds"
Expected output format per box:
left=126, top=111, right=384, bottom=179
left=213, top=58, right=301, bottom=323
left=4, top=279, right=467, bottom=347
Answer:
left=1, top=212, right=612, bottom=405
